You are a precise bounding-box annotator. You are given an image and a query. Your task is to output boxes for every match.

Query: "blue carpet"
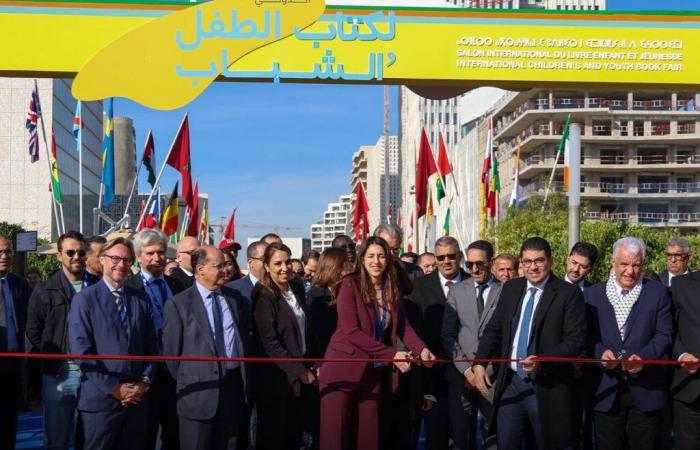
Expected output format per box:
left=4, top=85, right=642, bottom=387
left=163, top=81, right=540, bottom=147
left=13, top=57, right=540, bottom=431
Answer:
left=16, top=413, right=43, bottom=449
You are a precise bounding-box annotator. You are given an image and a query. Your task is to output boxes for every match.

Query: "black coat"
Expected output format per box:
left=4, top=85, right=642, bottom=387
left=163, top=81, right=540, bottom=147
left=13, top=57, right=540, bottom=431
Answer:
left=671, top=271, right=700, bottom=403
left=307, top=286, right=337, bottom=359
left=169, top=266, right=194, bottom=290
left=252, top=282, right=311, bottom=398
left=475, top=275, right=587, bottom=450
left=25, top=270, right=99, bottom=376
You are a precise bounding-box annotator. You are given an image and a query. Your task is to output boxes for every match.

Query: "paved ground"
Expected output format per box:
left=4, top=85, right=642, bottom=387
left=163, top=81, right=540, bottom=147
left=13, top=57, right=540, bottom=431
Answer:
left=16, top=413, right=43, bottom=450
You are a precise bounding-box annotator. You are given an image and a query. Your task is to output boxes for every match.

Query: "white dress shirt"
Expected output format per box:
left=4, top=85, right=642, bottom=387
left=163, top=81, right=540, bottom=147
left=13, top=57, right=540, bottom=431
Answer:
left=474, top=276, right=496, bottom=309
left=283, top=290, right=307, bottom=355
left=510, top=279, right=548, bottom=372
left=196, top=282, right=239, bottom=369
left=564, top=274, right=586, bottom=291
left=439, top=271, right=463, bottom=298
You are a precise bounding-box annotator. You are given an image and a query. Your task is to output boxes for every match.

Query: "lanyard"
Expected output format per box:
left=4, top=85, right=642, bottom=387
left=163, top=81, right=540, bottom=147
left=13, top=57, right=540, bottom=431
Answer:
left=373, top=302, right=388, bottom=341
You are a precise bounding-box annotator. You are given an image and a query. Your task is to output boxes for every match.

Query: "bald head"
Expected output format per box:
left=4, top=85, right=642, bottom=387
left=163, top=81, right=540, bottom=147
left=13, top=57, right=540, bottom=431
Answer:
left=176, top=236, right=200, bottom=273
left=192, top=245, right=225, bottom=290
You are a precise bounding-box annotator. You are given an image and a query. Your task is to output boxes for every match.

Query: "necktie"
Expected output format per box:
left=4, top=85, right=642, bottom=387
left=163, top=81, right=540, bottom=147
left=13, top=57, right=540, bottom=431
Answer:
left=621, top=289, right=629, bottom=297
left=516, top=287, right=538, bottom=378
left=445, top=280, right=454, bottom=294
left=113, top=290, right=126, bottom=322
left=476, top=283, right=487, bottom=317
left=1, top=279, right=18, bottom=352
left=211, top=292, right=227, bottom=359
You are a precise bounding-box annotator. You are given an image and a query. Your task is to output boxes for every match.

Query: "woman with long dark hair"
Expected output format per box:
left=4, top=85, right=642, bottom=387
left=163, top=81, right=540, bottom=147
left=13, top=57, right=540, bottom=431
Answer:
left=318, top=236, right=435, bottom=450
left=252, top=242, right=316, bottom=450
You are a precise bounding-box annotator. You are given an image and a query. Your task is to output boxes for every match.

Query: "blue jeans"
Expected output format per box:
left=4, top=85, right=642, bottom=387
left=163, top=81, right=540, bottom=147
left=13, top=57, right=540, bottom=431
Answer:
left=43, top=369, right=81, bottom=450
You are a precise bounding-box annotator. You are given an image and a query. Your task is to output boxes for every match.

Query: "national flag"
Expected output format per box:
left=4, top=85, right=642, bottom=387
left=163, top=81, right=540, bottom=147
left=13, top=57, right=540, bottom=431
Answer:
left=136, top=200, right=146, bottom=232
left=488, top=148, right=500, bottom=220
left=73, top=100, right=83, bottom=142
left=436, top=133, right=452, bottom=202
left=560, top=114, right=572, bottom=192
left=144, top=188, right=161, bottom=229
left=186, top=180, right=200, bottom=237
left=443, top=208, right=451, bottom=236
left=166, top=114, right=193, bottom=209
left=49, top=128, right=62, bottom=204
left=397, top=209, right=403, bottom=228
left=353, top=182, right=370, bottom=242
left=223, top=208, right=237, bottom=241
left=387, top=203, right=393, bottom=224
left=101, top=98, right=115, bottom=207
left=481, top=116, right=499, bottom=223
left=427, top=187, right=434, bottom=225
left=142, top=131, right=157, bottom=189
left=415, top=128, right=438, bottom=218
left=161, top=182, right=179, bottom=237
left=508, top=144, right=522, bottom=216
left=25, top=80, right=41, bottom=163
left=407, top=213, right=414, bottom=253
left=199, top=205, right=208, bottom=243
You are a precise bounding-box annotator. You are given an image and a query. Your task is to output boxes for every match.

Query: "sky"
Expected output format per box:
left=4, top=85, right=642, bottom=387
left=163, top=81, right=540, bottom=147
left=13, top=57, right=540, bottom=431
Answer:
left=117, top=0, right=697, bottom=262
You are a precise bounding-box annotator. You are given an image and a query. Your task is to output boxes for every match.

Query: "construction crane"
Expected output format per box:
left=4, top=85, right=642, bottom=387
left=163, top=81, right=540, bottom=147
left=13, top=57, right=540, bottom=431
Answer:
left=210, top=218, right=301, bottom=243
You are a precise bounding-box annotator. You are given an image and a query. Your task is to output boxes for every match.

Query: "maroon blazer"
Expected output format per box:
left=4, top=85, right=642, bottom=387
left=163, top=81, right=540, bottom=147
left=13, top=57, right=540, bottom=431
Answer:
left=319, top=276, right=426, bottom=392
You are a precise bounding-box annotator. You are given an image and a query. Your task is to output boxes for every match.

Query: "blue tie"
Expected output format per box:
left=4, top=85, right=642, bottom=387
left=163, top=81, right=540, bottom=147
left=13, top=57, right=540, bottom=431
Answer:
left=516, top=287, right=537, bottom=378
left=211, top=292, right=227, bottom=359
left=2, top=278, right=18, bottom=352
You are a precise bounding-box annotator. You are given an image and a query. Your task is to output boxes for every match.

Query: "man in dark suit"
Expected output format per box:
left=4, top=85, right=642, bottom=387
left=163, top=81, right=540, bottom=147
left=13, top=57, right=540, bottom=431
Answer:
left=0, top=234, right=30, bottom=449
left=69, top=237, right=157, bottom=450
left=124, top=229, right=185, bottom=450
left=170, top=236, right=199, bottom=289
left=163, top=245, right=248, bottom=450
left=584, top=236, right=672, bottom=450
left=26, top=230, right=99, bottom=450
left=226, top=240, right=267, bottom=333
left=565, top=242, right=598, bottom=291
left=409, top=236, right=469, bottom=450
left=441, top=239, right=502, bottom=450
left=331, top=234, right=357, bottom=267
left=472, top=237, right=587, bottom=450
left=670, top=267, right=700, bottom=450
left=660, top=236, right=692, bottom=287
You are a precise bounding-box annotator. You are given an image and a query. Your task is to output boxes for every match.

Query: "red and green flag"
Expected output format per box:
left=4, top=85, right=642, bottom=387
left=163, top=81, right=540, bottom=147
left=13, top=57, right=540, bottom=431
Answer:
left=436, top=133, right=453, bottom=202
left=142, top=130, right=156, bottom=189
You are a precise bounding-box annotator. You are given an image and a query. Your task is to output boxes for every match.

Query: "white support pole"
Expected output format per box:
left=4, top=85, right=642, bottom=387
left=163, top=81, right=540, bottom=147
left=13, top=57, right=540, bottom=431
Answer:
left=77, top=101, right=83, bottom=233
left=121, top=131, right=150, bottom=229
left=568, top=124, right=581, bottom=250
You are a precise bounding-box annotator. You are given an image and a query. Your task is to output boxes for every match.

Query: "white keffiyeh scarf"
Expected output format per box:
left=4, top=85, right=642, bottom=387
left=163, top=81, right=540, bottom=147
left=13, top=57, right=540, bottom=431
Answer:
left=605, top=273, right=642, bottom=339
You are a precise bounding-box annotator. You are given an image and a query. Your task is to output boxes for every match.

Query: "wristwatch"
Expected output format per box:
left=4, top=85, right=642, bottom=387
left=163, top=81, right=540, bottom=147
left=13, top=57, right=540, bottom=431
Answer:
left=141, top=376, right=151, bottom=392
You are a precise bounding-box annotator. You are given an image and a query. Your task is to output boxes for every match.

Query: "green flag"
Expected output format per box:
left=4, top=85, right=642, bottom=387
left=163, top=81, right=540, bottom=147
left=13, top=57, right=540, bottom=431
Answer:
left=443, top=208, right=451, bottom=236
left=436, top=176, right=446, bottom=202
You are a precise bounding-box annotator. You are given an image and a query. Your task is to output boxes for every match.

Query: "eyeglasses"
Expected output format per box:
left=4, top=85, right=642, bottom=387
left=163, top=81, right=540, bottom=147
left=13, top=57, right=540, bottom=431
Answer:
left=337, top=243, right=356, bottom=251
left=102, top=254, right=133, bottom=266
left=65, top=249, right=86, bottom=259
left=436, top=253, right=458, bottom=262
left=178, top=250, right=194, bottom=256
left=466, top=261, right=488, bottom=271
left=206, top=263, right=228, bottom=271
left=0, top=250, right=13, bottom=258
left=666, top=253, right=689, bottom=260
left=568, top=259, right=591, bottom=271
left=521, top=257, right=547, bottom=268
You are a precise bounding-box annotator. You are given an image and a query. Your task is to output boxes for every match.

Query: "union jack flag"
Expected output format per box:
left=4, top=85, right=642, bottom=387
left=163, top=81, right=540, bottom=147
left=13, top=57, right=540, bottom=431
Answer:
left=25, top=80, right=41, bottom=163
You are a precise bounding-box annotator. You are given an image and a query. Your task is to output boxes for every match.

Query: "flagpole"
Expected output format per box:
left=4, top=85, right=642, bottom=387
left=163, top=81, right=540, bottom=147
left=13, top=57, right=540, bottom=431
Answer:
left=542, top=114, right=571, bottom=213
left=75, top=101, right=83, bottom=233
left=180, top=206, right=190, bottom=240
left=136, top=113, right=188, bottom=232
left=34, top=84, right=65, bottom=236
left=122, top=130, right=150, bottom=229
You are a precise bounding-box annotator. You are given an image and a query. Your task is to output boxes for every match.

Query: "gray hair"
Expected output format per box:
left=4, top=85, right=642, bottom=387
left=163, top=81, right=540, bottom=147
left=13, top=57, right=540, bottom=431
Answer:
left=247, top=240, right=268, bottom=259
left=666, top=237, right=691, bottom=254
left=435, top=236, right=460, bottom=251
left=373, top=224, right=403, bottom=241
left=133, top=228, right=168, bottom=256
left=612, top=237, right=646, bottom=261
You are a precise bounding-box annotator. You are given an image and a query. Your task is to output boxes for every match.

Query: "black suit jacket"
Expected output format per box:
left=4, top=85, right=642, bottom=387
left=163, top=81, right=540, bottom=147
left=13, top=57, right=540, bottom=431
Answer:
left=169, top=267, right=194, bottom=290
left=475, top=275, right=586, bottom=450
left=124, top=272, right=186, bottom=297
left=671, top=271, right=700, bottom=403
left=408, top=270, right=469, bottom=398
left=252, top=281, right=311, bottom=398
left=0, top=273, right=30, bottom=360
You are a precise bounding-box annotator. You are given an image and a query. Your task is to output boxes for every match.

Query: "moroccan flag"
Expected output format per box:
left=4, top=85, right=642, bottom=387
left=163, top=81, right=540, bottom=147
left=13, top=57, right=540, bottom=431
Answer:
left=443, top=208, right=451, bottom=236
left=353, top=182, right=370, bottom=242
left=186, top=180, right=200, bottom=237
left=436, top=133, right=452, bottom=202
left=161, top=182, right=179, bottom=237
left=101, top=98, right=115, bottom=207
left=199, top=205, right=208, bottom=243
left=166, top=114, right=193, bottom=208
left=560, top=114, right=572, bottom=193
left=49, top=128, right=62, bottom=204
left=415, top=128, right=437, bottom=218
left=142, top=131, right=156, bottom=189
left=223, top=208, right=236, bottom=241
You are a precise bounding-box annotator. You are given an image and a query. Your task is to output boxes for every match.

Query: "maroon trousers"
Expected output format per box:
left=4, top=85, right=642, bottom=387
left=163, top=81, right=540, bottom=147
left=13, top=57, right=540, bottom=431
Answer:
left=319, top=366, right=385, bottom=450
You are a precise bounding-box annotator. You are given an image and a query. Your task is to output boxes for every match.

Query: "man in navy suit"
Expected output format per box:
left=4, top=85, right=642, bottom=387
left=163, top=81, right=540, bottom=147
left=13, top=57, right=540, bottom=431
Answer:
left=69, top=237, right=157, bottom=450
left=565, top=242, right=598, bottom=291
left=584, top=237, right=672, bottom=450
left=226, top=240, right=267, bottom=335
left=0, top=235, right=31, bottom=449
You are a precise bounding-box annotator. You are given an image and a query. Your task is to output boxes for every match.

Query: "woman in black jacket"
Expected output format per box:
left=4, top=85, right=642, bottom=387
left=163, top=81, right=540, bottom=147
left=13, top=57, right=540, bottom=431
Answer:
left=252, top=242, right=316, bottom=450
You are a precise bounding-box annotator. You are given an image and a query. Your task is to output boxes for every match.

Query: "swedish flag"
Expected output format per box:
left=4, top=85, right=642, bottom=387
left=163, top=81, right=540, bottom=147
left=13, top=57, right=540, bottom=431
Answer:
left=101, top=98, right=115, bottom=207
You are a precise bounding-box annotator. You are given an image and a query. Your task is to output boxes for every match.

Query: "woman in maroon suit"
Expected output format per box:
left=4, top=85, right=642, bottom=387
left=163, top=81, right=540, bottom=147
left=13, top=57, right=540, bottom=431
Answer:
left=318, top=236, right=435, bottom=450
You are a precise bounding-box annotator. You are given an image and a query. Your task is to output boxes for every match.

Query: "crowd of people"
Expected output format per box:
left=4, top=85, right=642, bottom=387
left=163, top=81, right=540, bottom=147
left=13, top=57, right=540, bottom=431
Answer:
left=0, top=225, right=698, bottom=450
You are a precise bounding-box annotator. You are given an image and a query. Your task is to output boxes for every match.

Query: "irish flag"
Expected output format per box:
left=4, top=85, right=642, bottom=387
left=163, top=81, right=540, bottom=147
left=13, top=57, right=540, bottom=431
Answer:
left=561, top=114, right=572, bottom=192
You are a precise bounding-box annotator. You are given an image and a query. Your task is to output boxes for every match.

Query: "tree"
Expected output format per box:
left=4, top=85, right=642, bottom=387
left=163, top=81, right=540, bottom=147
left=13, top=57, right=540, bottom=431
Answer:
left=0, top=221, right=60, bottom=279
left=490, top=195, right=691, bottom=284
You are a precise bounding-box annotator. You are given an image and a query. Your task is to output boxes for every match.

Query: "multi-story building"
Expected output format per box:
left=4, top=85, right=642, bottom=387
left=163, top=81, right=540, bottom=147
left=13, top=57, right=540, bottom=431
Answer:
left=493, top=89, right=700, bottom=230
left=0, top=78, right=103, bottom=239
left=310, top=194, right=352, bottom=251
left=366, top=135, right=400, bottom=231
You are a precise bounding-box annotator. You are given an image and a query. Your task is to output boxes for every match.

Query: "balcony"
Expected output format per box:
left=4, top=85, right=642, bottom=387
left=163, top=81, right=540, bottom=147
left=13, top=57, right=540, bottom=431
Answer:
left=585, top=211, right=700, bottom=228
left=521, top=181, right=700, bottom=198
left=494, top=96, right=700, bottom=138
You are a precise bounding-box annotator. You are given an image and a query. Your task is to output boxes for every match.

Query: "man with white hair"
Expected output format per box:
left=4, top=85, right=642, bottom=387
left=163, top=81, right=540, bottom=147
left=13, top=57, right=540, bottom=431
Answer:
left=125, top=228, right=185, bottom=450
left=660, top=237, right=692, bottom=287
left=584, top=237, right=672, bottom=450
